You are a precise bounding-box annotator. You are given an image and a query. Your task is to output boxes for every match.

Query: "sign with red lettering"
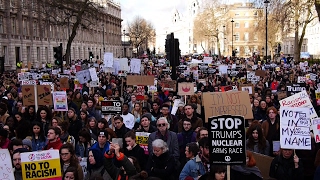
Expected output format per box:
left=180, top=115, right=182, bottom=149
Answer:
left=136, top=86, right=145, bottom=100
left=203, top=91, right=253, bottom=122
left=279, top=90, right=317, bottom=119
left=312, top=118, right=320, bottom=143
left=101, top=100, right=122, bottom=114
left=178, top=83, right=194, bottom=96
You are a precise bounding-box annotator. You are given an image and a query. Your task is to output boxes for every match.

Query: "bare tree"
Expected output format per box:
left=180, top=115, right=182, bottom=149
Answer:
left=193, top=1, right=230, bottom=57
left=36, top=0, right=105, bottom=64
left=127, top=16, right=156, bottom=56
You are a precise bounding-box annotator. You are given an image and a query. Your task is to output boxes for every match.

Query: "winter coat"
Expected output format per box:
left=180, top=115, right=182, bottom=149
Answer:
left=146, top=152, right=175, bottom=180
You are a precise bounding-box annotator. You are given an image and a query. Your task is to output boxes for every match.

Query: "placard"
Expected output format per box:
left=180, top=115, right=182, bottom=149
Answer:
left=160, top=80, right=177, bottom=92
left=0, top=149, right=15, bottom=179
left=209, top=115, right=246, bottom=164
left=21, top=150, right=62, bottom=180
left=52, top=91, right=68, bottom=111
left=255, top=70, right=265, bottom=77
left=22, top=85, right=35, bottom=106
left=286, top=83, right=306, bottom=97
left=136, top=132, right=150, bottom=155
left=101, top=100, right=122, bottom=114
left=89, top=81, right=99, bottom=88
left=89, top=68, right=98, bottom=82
left=104, top=52, right=114, bottom=68
left=178, top=83, right=194, bottom=96
left=37, top=85, right=53, bottom=106
left=312, top=118, right=320, bottom=143
left=239, top=84, right=254, bottom=94
left=22, top=80, right=37, bottom=85
left=59, top=77, right=69, bottom=89
left=280, top=107, right=311, bottom=150
left=203, top=91, right=253, bottom=122
left=297, top=76, right=306, bottom=83
left=280, top=90, right=317, bottom=119
left=127, top=75, right=154, bottom=86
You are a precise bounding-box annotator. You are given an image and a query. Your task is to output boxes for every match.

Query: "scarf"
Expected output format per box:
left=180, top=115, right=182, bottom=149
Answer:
left=156, top=130, right=168, bottom=142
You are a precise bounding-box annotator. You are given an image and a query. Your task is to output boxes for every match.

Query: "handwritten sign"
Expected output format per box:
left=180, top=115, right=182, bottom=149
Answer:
left=0, top=149, right=15, bottom=179
left=21, top=150, right=62, bottom=180
left=136, top=132, right=150, bottom=155
left=312, top=118, right=320, bottom=143
left=203, top=91, right=253, bottom=122
left=104, top=52, right=114, bottom=68
left=22, top=80, right=37, bottom=85
left=280, top=107, right=311, bottom=150
left=37, top=85, right=53, bottom=106
left=239, top=84, right=254, bottom=95
left=178, top=83, right=194, bottom=96
left=89, top=68, right=98, bottom=82
left=130, top=58, right=141, bottom=74
left=160, top=80, right=177, bottom=92
left=127, top=75, right=154, bottom=86
left=209, top=115, right=246, bottom=164
left=59, top=77, right=69, bottom=89
left=22, top=85, right=35, bottom=106
left=76, top=69, right=91, bottom=84
left=280, top=90, right=317, bottom=119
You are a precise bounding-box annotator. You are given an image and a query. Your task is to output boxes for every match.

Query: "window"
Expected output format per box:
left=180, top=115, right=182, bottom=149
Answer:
left=26, top=46, right=30, bottom=62
left=235, top=33, right=240, bottom=41
left=23, top=19, right=28, bottom=35
left=37, top=47, right=40, bottom=62
left=11, top=17, right=16, bottom=34
left=33, top=21, right=37, bottom=36
left=254, top=34, right=258, bottom=41
left=244, top=22, right=249, bottom=28
left=244, top=33, right=249, bottom=41
left=235, top=22, right=240, bottom=28
left=235, top=13, right=240, bottom=16
left=0, top=16, right=3, bottom=33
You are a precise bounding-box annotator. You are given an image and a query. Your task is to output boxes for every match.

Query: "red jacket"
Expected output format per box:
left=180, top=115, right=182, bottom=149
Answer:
left=44, top=138, right=63, bottom=150
left=271, top=82, right=278, bottom=90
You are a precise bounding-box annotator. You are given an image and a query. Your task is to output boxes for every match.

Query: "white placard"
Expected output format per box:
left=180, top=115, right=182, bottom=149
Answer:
left=0, top=149, right=15, bottom=180
left=171, top=99, right=181, bottom=115
left=219, top=65, right=228, bottom=74
left=312, top=118, right=320, bottom=143
left=280, top=90, right=317, bottom=119
left=104, top=52, right=114, bottom=67
left=113, top=59, right=120, bottom=75
left=22, top=80, right=37, bottom=85
left=119, top=58, right=129, bottom=71
left=89, top=68, right=98, bottom=82
left=89, top=81, right=99, bottom=87
left=130, top=58, right=141, bottom=74
left=280, top=107, right=311, bottom=150
left=18, top=72, right=29, bottom=81
left=203, top=57, right=213, bottom=64
left=76, top=69, right=91, bottom=84
left=298, top=76, right=306, bottom=83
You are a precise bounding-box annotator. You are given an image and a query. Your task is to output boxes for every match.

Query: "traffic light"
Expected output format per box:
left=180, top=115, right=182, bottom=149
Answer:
left=54, top=45, right=63, bottom=65
left=89, top=52, right=94, bottom=60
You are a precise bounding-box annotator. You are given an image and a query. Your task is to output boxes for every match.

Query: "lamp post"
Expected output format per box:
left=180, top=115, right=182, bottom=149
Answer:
left=264, top=0, right=270, bottom=61
left=123, top=29, right=126, bottom=57
left=102, top=24, right=105, bottom=52
left=231, top=18, right=234, bottom=56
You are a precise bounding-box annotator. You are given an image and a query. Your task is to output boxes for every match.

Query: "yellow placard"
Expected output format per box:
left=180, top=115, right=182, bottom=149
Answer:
left=316, top=92, right=320, bottom=99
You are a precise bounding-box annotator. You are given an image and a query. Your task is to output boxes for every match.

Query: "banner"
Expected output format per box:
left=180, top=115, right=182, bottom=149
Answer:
left=280, top=90, right=317, bottom=119
left=52, top=91, right=68, bottom=111
left=0, top=149, right=14, bottom=179
left=136, top=132, right=150, bottom=155
left=178, top=83, right=194, bottom=96
left=208, top=115, right=246, bottom=164
left=280, top=107, right=311, bottom=150
left=203, top=91, right=253, bottom=122
left=21, top=150, right=62, bottom=180
left=101, top=100, right=122, bottom=114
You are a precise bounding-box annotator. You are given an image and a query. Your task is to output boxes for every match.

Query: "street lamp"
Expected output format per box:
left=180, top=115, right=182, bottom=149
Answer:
left=123, top=29, right=126, bottom=57
left=231, top=18, right=234, bottom=56
left=264, top=0, right=270, bottom=61
left=102, top=24, right=105, bottom=52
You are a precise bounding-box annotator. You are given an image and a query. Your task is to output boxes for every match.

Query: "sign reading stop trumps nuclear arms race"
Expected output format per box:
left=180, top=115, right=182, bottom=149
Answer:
left=208, top=115, right=246, bottom=165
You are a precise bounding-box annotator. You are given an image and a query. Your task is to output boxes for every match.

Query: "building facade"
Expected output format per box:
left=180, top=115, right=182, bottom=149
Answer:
left=0, top=0, right=122, bottom=70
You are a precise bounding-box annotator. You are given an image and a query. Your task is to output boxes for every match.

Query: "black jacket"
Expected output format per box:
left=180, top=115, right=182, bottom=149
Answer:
left=146, top=152, right=175, bottom=180
left=269, top=155, right=304, bottom=180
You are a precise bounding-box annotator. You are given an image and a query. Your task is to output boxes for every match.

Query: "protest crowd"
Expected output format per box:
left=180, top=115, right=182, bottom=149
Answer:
left=1, top=55, right=320, bottom=180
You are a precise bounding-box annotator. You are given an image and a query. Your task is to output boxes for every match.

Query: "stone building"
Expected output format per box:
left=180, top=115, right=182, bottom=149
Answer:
left=0, top=0, right=122, bottom=70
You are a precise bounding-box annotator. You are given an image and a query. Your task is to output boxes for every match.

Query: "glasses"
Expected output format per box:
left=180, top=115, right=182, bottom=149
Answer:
left=157, top=123, right=166, bottom=127
left=60, top=153, right=70, bottom=156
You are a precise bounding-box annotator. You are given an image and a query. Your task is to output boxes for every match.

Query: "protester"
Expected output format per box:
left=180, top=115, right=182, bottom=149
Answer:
left=246, top=121, right=270, bottom=155
left=60, top=143, right=84, bottom=180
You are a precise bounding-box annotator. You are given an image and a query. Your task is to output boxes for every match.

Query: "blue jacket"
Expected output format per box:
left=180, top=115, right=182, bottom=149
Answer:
left=179, top=155, right=206, bottom=180
left=31, top=137, right=46, bottom=151
left=90, top=141, right=110, bottom=156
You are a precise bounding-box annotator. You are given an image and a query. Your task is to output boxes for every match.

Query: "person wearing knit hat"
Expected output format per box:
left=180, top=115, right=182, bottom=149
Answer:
left=22, top=138, right=32, bottom=151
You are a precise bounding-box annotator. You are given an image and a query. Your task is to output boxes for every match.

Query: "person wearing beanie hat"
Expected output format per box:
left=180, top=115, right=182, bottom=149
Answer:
left=22, top=138, right=32, bottom=151
left=89, top=129, right=110, bottom=156
left=86, top=148, right=112, bottom=179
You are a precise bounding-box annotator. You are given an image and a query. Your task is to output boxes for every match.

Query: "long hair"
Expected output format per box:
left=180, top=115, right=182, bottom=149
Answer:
left=59, top=143, right=80, bottom=168
left=246, top=150, right=256, bottom=167
left=62, top=166, right=79, bottom=180
left=31, top=122, right=46, bottom=142
left=246, top=121, right=267, bottom=151
left=36, top=106, right=52, bottom=122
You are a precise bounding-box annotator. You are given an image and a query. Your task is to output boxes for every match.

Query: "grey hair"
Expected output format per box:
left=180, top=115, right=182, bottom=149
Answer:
left=157, top=117, right=170, bottom=129
left=152, top=139, right=169, bottom=153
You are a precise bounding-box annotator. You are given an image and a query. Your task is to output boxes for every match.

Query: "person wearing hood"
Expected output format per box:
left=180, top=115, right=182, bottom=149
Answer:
left=85, top=148, right=112, bottom=180
left=231, top=150, right=262, bottom=180
left=43, top=127, right=63, bottom=150
left=177, top=118, right=197, bottom=167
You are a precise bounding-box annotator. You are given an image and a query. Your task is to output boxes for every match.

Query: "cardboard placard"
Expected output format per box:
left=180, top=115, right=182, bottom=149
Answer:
left=255, top=70, right=265, bottom=77
left=277, top=91, right=287, bottom=100
left=252, top=152, right=273, bottom=180
left=22, top=85, right=35, bottom=106
left=37, top=85, right=53, bottom=105
left=239, top=84, right=255, bottom=95
left=127, top=75, right=154, bottom=86
left=203, top=91, right=253, bottom=122
left=289, top=74, right=294, bottom=82
left=178, top=83, right=194, bottom=96
left=160, top=80, right=177, bottom=92
left=59, top=77, right=69, bottom=89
